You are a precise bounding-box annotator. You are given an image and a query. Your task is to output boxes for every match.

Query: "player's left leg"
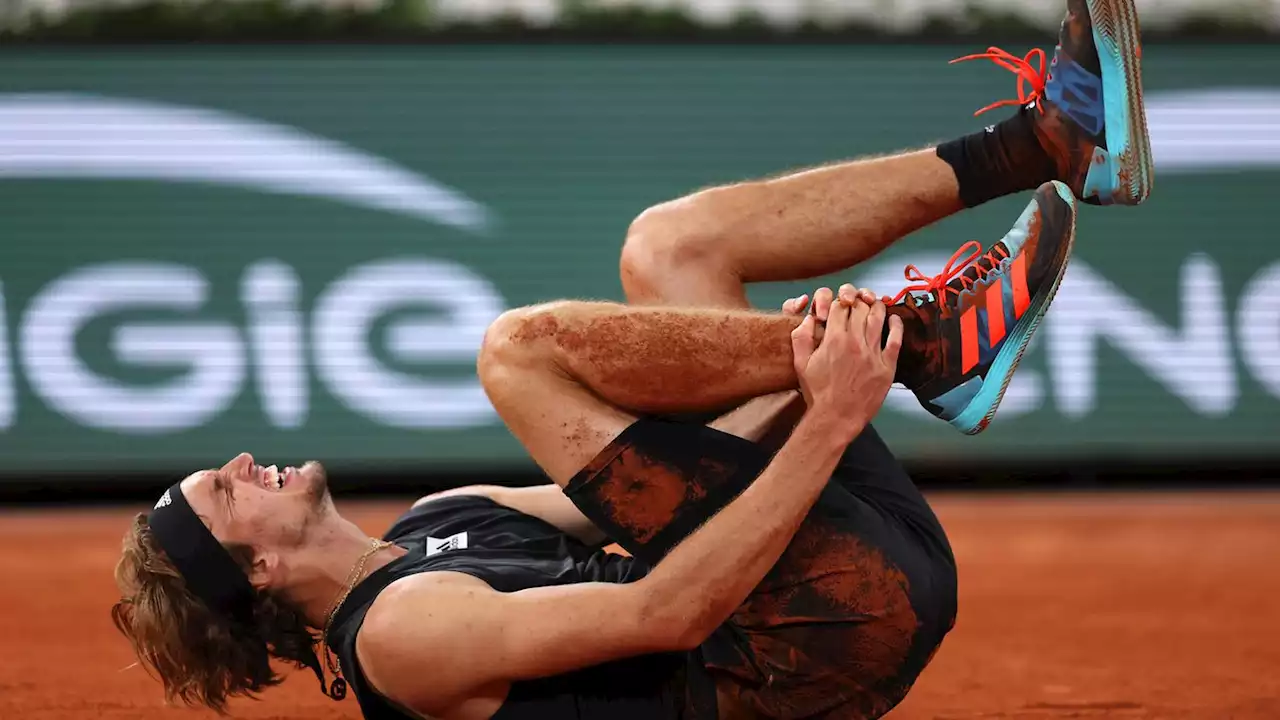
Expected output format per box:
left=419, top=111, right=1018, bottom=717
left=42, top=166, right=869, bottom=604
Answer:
left=622, top=149, right=964, bottom=308
left=622, top=0, right=1152, bottom=312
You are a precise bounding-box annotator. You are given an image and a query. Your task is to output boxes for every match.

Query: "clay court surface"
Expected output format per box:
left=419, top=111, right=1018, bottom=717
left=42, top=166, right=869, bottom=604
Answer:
left=4, top=492, right=1278, bottom=720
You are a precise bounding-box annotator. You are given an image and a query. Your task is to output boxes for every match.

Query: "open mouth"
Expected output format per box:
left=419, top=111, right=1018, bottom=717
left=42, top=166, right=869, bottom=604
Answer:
left=254, top=463, right=299, bottom=491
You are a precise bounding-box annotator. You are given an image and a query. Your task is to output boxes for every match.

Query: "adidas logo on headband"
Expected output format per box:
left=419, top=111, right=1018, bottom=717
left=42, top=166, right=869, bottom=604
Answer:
left=155, top=490, right=173, bottom=510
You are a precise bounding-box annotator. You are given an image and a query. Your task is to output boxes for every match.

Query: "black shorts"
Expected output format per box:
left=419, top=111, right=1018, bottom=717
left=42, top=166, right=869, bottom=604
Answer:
left=565, top=418, right=957, bottom=720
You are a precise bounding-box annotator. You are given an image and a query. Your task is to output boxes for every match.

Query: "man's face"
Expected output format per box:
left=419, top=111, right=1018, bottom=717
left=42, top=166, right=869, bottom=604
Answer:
left=179, top=454, right=333, bottom=559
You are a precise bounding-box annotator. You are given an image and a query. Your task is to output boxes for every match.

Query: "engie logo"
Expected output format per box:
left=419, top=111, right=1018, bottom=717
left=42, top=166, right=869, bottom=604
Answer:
left=0, top=93, right=505, bottom=434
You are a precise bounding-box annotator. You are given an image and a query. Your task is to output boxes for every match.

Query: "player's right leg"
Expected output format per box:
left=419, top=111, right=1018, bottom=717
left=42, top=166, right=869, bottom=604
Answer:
left=477, top=301, right=802, bottom=483
left=475, top=298, right=826, bottom=569
left=888, top=181, right=1078, bottom=434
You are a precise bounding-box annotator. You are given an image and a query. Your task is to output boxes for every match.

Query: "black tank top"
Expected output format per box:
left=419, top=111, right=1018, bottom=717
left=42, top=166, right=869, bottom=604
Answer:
left=325, top=495, right=692, bottom=720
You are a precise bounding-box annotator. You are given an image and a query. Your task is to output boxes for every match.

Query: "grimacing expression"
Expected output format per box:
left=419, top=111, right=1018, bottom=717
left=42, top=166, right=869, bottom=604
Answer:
left=180, top=454, right=331, bottom=553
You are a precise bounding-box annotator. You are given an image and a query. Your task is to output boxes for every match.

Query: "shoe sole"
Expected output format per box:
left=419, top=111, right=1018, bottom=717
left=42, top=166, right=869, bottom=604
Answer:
left=950, top=181, right=1078, bottom=435
left=1089, top=0, right=1154, bottom=205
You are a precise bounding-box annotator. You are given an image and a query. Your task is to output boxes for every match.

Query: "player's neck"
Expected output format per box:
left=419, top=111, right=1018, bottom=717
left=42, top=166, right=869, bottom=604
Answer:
left=279, top=521, right=408, bottom=628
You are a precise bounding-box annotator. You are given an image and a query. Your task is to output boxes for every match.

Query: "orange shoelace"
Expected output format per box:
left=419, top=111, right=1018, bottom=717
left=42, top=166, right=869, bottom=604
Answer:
left=882, top=241, right=1010, bottom=306
left=951, top=47, right=1048, bottom=117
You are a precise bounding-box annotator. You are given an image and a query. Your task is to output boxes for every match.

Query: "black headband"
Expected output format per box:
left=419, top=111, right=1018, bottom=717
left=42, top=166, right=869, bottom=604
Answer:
left=148, top=482, right=256, bottom=628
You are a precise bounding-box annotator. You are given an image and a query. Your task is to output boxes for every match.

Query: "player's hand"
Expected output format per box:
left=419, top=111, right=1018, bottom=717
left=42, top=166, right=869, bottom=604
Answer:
left=781, top=286, right=874, bottom=366
left=785, top=288, right=830, bottom=405
left=790, top=284, right=902, bottom=440
left=781, top=286, right=875, bottom=321
left=780, top=293, right=811, bottom=317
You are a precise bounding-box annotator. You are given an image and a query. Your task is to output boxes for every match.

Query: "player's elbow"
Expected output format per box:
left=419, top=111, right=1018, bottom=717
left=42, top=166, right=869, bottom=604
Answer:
left=663, top=610, right=721, bottom=652
left=668, top=619, right=716, bottom=652
left=631, top=580, right=722, bottom=652
left=621, top=198, right=725, bottom=303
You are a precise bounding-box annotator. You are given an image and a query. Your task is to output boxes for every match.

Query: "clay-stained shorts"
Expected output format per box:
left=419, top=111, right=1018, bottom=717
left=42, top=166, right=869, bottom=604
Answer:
left=565, top=419, right=958, bottom=720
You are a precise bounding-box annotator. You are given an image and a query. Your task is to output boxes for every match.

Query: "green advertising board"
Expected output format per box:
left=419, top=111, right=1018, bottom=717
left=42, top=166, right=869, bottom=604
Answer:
left=0, top=46, right=1277, bottom=475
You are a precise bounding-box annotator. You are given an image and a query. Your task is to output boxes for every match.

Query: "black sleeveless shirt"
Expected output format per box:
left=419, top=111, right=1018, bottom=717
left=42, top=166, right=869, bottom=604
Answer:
left=325, top=495, right=693, bottom=720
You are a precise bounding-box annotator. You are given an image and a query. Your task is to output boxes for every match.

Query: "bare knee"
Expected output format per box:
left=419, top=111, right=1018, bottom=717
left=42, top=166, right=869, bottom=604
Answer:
left=477, top=300, right=590, bottom=392
left=478, top=304, right=557, bottom=387
left=621, top=196, right=728, bottom=303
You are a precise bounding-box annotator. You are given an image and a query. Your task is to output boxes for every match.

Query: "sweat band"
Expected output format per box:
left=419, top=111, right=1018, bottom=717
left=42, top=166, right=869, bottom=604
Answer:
left=149, top=482, right=256, bottom=627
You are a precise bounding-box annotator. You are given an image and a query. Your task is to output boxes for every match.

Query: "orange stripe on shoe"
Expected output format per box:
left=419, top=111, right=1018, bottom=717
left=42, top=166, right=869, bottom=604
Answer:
left=986, top=279, right=1006, bottom=346
left=961, top=306, right=979, bottom=373
left=1012, top=253, right=1030, bottom=319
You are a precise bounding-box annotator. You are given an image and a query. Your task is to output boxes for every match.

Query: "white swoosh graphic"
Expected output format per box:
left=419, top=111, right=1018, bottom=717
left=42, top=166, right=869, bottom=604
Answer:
left=1149, top=88, right=1280, bottom=174
left=0, top=93, right=490, bottom=231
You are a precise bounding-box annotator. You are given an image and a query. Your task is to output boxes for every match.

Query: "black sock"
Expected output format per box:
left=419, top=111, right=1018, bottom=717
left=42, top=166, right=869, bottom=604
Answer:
left=936, top=107, right=1058, bottom=208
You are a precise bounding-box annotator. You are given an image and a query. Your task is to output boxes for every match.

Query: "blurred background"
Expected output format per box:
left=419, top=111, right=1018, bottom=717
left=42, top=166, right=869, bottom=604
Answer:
left=0, top=1, right=1278, bottom=718
left=2, top=0, right=1279, bottom=499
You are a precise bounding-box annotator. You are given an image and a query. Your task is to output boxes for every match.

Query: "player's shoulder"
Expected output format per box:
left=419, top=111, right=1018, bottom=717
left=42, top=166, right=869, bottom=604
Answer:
left=357, top=571, right=500, bottom=711
left=365, top=570, right=493, bottom=634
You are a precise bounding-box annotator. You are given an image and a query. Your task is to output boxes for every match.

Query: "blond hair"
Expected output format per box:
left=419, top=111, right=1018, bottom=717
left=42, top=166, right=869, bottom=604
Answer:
left=111, top=513, right=325, bottom=713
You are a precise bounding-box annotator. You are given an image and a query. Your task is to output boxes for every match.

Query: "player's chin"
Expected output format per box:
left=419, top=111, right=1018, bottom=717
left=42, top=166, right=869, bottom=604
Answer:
left=299, top=461, right=331, bottom=505
left=299, top=460, right=327, bottom=482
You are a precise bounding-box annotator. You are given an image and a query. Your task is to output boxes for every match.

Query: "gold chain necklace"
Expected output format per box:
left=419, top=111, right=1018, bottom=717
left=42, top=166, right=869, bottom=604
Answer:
left=320, top=537, right=393, bottom=699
